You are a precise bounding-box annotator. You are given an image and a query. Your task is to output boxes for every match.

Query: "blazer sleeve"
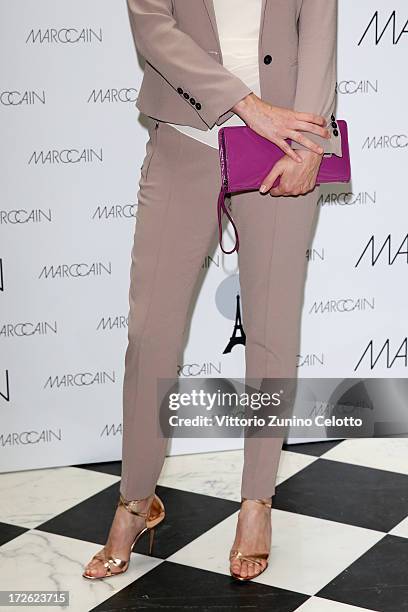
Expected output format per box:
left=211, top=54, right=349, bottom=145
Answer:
left=126, top=0, right=252, bottom=128
left=290, top=0, right=342, bottom=156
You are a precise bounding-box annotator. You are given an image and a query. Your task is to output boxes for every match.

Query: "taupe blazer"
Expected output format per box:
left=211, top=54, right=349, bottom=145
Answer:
left=127, top=0, right=342, bottom=156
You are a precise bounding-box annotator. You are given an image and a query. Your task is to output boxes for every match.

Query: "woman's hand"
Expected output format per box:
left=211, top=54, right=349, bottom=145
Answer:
left=232, top=93, right=330, bottom=163
left=259, top=149, right=323, bottom=197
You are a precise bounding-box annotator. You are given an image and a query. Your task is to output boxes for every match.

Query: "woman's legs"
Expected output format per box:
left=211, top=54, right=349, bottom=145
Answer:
left=120, top=117, right=319, bottom=502
left=120, top=119, right=222, bottom=500
left=228, top=182, right=319, bottom=579
left=231, top=185, right=319, bottom=499
left=85, top=115, right=320, bottom=578
left=84, top=121, right=223, bottom=577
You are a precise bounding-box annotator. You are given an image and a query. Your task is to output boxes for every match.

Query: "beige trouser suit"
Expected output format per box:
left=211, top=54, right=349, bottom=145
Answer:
left=120, top=0, right=340, bottom=501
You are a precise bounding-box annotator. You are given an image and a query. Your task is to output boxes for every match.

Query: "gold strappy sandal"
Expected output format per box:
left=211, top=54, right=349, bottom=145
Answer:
left=229, top=497, right=272, bottom=582
left=82, top=492, right=165, bottom=580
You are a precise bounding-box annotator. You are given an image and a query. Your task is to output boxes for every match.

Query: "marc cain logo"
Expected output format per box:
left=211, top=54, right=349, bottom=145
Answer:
left=92, top=204, right=137, bottom=220
left=309, top=298, right=375, bottom=315
left=0, top=90, right=46, bottom=106
left=0, top=321, right=58, bottom=338
left=177, top=362, right=222, bottom=377
left=336, top=80, right=378, bottom=95
left=88, top=88, right=138, bottom=103
left=39, top=261, right=112, bottom=279
left=318, top=191, right=376, bottom=207
left=355, top=234, right=408, bottom=267
left=28, top=148, right=103, bottom=165
left=362, top=135, right=408, bottom=149
left=0, top=429, right=62, bottom=446
left=44, top=370, right=116, bottom=389
left=97, top=315, right=128, bottom=331
left=358, top=11, right=408, bottom=45
left=306, top=247, right=325, bottom=262
left=101, top=423, right=123, bottom=437
left=0, top=208, right=52, bottom=224
left=354, top=337, right=408, bottom=371
left=296, top=353, right=325, bottom=368
left=26, top=28, right=102, bottom=44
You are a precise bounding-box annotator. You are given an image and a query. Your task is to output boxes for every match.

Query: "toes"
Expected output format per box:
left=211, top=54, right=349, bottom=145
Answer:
left=230, top=556, right=268, bottom=580
left=85, top=564, right=102, bottom=577
left=247, top=562, right=257, bottom=578
left=240, top=560, right=249, bottom=579
left=231, top=559, right=242, bottom=577
left=84, top=557, right=105, bottom=578
left=247, top=561, right=257, bottom=578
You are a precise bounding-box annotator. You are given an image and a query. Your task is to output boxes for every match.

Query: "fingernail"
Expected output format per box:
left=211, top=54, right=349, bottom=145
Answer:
left=259, top=185, right=268, bottom=193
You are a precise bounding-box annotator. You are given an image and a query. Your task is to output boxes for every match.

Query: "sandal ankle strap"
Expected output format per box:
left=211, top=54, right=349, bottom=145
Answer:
left=241, top=497, right=272, bottom=508
left=118, top=492, right=151, bottom=518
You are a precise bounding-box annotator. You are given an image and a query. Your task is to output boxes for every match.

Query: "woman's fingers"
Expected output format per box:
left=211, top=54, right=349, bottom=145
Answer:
left=277, top=138, right=303, bottom=162
left=242, top=102, right=329, bottom=159
left=294, top=111, right=326, bottom=126
left=288, top=130, right=324, bottom=155
left=259, top=162, right=285, bottom=194
left=269, top=185, right=285, bottom=196
left=294, top=120, right=330, bottom=139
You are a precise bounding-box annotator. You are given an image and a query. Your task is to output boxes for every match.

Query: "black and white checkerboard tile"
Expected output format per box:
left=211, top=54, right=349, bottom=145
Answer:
left=1, top=439, right=408, bottom=611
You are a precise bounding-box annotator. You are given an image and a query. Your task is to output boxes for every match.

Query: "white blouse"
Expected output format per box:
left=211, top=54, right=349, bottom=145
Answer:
left=169, top=0, right=262, bottom=149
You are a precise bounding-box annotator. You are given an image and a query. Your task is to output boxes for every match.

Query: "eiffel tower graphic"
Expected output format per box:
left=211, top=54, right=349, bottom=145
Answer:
left=223, top=294, right=246, bottom=354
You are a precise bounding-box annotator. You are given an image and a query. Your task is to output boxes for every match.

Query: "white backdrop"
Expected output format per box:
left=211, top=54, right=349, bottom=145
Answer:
left=1, top=1, right=407, bottom=472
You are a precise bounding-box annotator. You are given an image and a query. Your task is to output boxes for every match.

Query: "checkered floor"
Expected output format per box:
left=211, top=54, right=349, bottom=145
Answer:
left=1, top=439, right=408, bottom=611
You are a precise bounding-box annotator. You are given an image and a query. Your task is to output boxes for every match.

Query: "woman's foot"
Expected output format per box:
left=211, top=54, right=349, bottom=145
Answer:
left=229, top=497, right=272, bottom=580
left=83, top=493, right=155, bottom=579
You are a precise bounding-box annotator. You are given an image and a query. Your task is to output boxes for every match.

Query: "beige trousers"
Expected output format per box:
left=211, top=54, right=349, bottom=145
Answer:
left=120, top=117, right=319, bottom=501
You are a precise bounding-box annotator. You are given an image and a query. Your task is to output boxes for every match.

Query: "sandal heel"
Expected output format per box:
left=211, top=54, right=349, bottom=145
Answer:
left=148, top=526, right=155, bottom=555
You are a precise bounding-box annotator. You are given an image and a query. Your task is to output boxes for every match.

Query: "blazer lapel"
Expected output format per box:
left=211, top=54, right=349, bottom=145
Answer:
left=202, top=0, right=268, bottom=49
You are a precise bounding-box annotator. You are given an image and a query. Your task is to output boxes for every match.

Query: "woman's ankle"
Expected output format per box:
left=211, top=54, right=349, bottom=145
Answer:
left=241, top=496, right=272, bottom=505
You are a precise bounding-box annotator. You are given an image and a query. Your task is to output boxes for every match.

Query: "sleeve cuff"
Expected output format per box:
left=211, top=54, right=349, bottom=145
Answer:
left=199, top=83, right=253, bottom=129
left=291, top=126, right=342, bottom=157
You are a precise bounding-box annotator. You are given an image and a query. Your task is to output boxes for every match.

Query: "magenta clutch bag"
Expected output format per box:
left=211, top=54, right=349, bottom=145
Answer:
left=217, top=119, right=351, bottom=254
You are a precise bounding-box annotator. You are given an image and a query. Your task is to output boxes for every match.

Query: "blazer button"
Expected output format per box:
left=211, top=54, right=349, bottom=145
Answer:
left=263, top=54, right=272, bottom=65
left=183, top=92, right=190, bottom=99
left=195, top=102, right=202, bottom=110
left=331, top=113, right=335, bottom=121
left=189, top=97, right=196, bottom=105
left=331, top=121, right=337, bottom=128
left=333, top=129, right=339, bottom=136
left=177, top=87, right=183, bottom=95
